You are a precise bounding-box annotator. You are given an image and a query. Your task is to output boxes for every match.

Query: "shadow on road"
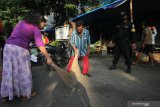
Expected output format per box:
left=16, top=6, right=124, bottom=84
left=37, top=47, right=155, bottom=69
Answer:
left=0, top=66, right=91, bottom=107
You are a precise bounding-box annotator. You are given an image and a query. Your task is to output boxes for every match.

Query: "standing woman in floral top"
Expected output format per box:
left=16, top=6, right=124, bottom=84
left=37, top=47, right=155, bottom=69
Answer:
left=0, top=11, right=53, bottom=101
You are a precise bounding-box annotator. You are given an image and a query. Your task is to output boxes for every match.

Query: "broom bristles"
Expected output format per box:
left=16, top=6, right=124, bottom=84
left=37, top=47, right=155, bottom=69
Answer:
left=51, top=63, right=79, bottom=89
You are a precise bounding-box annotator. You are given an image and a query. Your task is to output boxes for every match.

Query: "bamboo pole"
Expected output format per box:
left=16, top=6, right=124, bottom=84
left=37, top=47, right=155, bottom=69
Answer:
left=130, top=0, right=136, bottom=32
left=130, top=0, right=133, bottom=23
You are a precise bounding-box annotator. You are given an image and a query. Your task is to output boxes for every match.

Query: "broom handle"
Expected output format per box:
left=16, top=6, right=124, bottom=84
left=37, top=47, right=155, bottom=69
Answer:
left=51, top=62, right=57, bottom=68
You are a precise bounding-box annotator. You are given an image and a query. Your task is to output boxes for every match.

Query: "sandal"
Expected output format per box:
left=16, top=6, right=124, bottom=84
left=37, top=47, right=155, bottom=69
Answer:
left=31, top=91, right=37, bottom=97
left=20, top=96, right=28, bottom=101
left=20, top=91, right=37, bottom=101
left=132, top=61, right=138, bottom=65
left=1, top=97, right=9, bottom=103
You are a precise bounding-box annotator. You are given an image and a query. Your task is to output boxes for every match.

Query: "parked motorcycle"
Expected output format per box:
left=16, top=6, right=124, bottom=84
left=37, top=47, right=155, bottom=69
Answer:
left=43, top=41, right=69, bottom=66
left=30, top=41, right=70, bottom=71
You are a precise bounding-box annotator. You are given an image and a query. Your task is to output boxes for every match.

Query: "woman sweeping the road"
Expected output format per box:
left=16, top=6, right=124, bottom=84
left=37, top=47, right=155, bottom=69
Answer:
left=0, top=11, right=53, bottom=101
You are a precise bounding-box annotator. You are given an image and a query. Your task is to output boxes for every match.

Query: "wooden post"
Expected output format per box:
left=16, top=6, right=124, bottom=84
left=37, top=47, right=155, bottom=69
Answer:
left=130, top=0, right=136, bottom=32
left=130, top=0, right=133, bottom=23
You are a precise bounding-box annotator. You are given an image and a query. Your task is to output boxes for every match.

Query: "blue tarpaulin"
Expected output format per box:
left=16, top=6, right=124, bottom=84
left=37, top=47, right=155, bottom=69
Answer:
left=41, top=28, right=54, bottom=33
left=71, top=0, right=127, bottom=21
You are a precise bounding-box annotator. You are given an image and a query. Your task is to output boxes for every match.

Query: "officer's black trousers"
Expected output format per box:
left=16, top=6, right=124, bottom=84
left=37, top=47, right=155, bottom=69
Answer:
left=112, top=43, right=132, bottom=66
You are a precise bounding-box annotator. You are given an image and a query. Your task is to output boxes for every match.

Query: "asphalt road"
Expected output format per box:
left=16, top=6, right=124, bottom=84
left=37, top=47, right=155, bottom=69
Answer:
left=0, top=55, right=160, bottom=107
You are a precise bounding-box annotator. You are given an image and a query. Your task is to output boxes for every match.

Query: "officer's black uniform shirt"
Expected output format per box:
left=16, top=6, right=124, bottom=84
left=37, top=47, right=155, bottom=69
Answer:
left=113, top=21, right=135, bottom=44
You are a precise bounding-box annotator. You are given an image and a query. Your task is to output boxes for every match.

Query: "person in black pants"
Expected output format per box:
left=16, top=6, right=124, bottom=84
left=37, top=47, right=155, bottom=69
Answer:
left=108, top=12, right=136, bottom=73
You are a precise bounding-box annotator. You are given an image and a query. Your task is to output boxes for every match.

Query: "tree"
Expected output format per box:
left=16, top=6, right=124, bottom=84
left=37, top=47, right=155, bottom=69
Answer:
left=0, top=0, right=116, bottom=37
left=0, top=0, right=89, bottom=28
left=0, top=0, right=30, bottom=38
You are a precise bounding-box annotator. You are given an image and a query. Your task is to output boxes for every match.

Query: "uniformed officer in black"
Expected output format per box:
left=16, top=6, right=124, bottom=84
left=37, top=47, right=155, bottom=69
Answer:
left=109, top=12, right=136, bottom=73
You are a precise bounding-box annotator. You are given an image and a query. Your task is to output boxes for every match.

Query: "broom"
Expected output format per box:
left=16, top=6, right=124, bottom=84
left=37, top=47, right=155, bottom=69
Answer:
left=50, top=63, right=79, bottom=89
left=51, top=51, right=91, bottom=106
left=50, top=50, right=80, bottom=89
left=70, top=49, right=81, bottom=81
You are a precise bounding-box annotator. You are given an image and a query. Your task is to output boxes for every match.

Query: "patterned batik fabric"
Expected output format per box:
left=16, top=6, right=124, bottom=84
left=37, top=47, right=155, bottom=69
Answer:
left=1, top=44, right=32, bottom=100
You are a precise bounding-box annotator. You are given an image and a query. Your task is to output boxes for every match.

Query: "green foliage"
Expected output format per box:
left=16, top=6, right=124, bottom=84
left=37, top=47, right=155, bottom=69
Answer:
left=49, top=41, right=60, bottom=46
left=0, top=0, right=95, bottom=25
left=89, top=40, right=102, bottom=53
left=0, top=0, right=31, bottom=38
left=0, top=0, right=105, bottom=39
left=83, top=0, right=102, bottom=13
left=65, top=4, right=78, bottom=18
left=95, top=40, right=101, bottom=45
left=90, top=44, right=95, bottom=53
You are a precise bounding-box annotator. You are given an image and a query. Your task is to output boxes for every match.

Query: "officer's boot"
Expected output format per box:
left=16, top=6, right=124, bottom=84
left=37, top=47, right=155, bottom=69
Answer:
left=126, top=65, right=131, bottom=74
left=109, top=64, right=116, bottom=70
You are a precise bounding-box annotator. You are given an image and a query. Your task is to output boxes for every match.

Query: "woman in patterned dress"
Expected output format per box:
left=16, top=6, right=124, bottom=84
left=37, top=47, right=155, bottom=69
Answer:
left=0, top=11, right=53, bottom=101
